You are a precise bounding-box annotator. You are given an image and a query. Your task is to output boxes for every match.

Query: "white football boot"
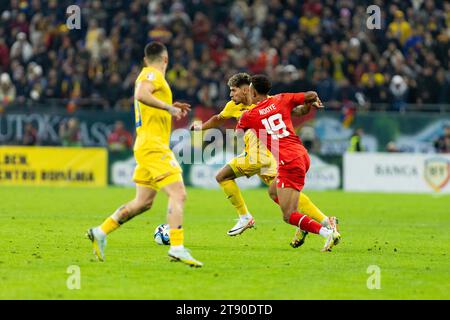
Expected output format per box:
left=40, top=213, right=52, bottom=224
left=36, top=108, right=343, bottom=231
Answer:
left=321, top=219, right=341, bottom=252
left=329, top=216, right=341, bottom=246
left=227, top=216, right=255, bottom=236
left=168, top=247, right=203, bottom=267
left=86, top=228, right=106, bottom=261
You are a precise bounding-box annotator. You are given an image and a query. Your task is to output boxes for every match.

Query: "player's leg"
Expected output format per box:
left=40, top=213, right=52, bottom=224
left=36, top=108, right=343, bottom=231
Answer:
left=298, top=193, right=340, bottom=244
left=87, top=184, right=157, bottom=261
left=263, top=176, right=313, bottom=247
left=216, top=163, right=254, bottom=236
left=161, top=178, right=202, bottom=267
left=162, top=180, right=186, bottom=248
left=277, top=179, right=340, bottom=251
left=260, top=152, right=332, bottom=226
left=298, top=193, right=331, bottom=226
left=266, top=179, right=307, bottom=247
left=276, top=185, right=335, bottom=250
left=264, top=176, right=330, bottom=226
left=216, top=164, right=249, bottom=218
left=276, top=186, right=326, bottom=234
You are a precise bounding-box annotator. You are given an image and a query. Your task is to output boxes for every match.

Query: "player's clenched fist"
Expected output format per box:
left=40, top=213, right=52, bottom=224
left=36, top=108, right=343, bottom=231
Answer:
left=304, top=91, right=323, bottom=109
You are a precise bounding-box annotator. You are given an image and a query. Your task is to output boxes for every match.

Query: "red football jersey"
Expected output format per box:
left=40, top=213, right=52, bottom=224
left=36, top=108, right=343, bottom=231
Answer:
left=237, top=93, right=308, bottom=164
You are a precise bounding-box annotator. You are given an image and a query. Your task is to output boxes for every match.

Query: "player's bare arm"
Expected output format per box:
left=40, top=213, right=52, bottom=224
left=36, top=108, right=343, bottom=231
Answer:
left=292, top=92, right=323, bottom=116
left=190, top=114, right=227, bottom=131
left=135, top=80, right=191, bottom=119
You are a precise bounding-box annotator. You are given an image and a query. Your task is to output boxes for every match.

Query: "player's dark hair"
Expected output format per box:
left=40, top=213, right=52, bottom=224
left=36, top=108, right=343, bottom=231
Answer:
left=250, top=74, right=271, bottom=95
left=227, top=73, right=251, bottom=88
left=144, top=41, right=167, bottom=61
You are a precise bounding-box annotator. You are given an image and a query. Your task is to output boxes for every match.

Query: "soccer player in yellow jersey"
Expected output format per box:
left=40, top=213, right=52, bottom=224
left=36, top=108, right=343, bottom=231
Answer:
left=87, top=42, right=203, bottom=267
left=191, top=73, right=336, bottom=247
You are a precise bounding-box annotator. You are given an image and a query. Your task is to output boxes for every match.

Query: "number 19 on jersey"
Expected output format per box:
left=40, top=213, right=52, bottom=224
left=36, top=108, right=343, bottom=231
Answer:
left=261, top=113, right=289, bottom=139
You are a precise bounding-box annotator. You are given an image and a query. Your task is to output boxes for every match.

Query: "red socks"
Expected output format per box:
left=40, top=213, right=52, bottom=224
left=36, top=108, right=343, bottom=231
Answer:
left=289, top=212, right=322, bottom=234
left=272, top=197, right=322, bottom=234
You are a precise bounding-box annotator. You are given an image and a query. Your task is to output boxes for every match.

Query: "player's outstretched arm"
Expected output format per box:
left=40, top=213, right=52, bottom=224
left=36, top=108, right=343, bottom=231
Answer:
left=292, top=91, right=323, bottom=116
left=190, top=114, right=226, bottom=131
left=135, top=80, right=190, bottom=119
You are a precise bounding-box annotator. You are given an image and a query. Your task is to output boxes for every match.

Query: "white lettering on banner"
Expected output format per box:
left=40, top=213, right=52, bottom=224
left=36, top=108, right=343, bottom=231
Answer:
left=0, top=113, right=112, bottom=145
left=375, top=165, right=418, bottom=177
left=344, top=153, right=450, bottom=193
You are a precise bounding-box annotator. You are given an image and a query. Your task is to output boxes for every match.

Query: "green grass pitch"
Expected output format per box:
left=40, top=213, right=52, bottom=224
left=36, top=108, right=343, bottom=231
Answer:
left=1, top=186, right=449, bottom=299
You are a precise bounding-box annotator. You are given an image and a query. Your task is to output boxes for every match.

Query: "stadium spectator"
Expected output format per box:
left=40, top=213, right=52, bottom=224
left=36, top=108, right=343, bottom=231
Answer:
left=0, top=73, right=16, bottom=106
left=387, top=10, right=412, bottom=45
left=106, top=72, right=124, bottom=109
left=59, top=117, right=82, bottom=147
left=434, top=126, right=450, bottom=153
left=436, top=69, right=450, bottom=104
left=43, top=69, right=61, bottom=100
left=107, top=120, right=133, bottom=151
left=348, top=128, right=365, bottom=152
left=0, top=38, right=9, bottom=72
left=386, top=141, right=401, bottom=152
left=389, top=75, right=408, bottom=112
left=22, top=123, right=38, bottom=146
left=10, top=32, right=33, bottom=63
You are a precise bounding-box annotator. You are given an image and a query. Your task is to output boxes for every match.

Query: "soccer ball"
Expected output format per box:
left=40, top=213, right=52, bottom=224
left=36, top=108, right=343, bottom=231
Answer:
left=154, top=224, right=170, bottom=245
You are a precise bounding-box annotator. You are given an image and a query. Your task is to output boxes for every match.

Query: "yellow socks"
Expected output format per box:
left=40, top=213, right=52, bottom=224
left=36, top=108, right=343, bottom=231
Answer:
left=99, top=217, right=120, bottom=235
left=219, top=180, right=249, bottom=216
left=98, top=205, right=131, bottom=236
left=298, top=193, right=328, bottom=225
left=169, top=228, right=184, bottom=247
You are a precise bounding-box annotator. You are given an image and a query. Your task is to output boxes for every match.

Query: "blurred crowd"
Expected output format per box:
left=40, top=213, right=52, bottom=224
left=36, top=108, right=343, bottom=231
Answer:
left=0, top=0, right=449, bottom=114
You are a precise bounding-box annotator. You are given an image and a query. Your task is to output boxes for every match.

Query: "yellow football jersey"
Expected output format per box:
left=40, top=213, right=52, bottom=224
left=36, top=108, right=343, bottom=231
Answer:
left=219, top=100, right=254, bottom=119
left=218, top=100, right=270, bottom=159
left=133, top=66, right=173, bottom=152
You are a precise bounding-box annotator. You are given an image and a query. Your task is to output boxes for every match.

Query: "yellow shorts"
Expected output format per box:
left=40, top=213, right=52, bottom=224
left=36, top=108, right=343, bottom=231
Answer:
left=133, top=149, right=183, bottom=191
left=228, top=151, right=277, bottom=185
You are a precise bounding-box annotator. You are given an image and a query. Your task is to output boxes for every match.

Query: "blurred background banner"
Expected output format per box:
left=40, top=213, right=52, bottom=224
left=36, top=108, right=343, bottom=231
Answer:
left=312, top=112, right=450, bottom=154
left=344, top=152, right=450, bottom=193
left=108, top=149, right=341, bottom=190
left=1, top=108, right=449, bottom=152
left=0, top=146, right=107, bottom=186
left=2, top=106, right=449, bottom=192
left=0, top=108, right=132, bottom=147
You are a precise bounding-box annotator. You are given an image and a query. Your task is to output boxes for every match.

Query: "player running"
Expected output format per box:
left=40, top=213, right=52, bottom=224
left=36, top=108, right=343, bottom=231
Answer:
left=236, top=75, right=341, bottom=252
left=87, top=41, right=203, bottom=267
left=191, top=73, right=337, bottom=247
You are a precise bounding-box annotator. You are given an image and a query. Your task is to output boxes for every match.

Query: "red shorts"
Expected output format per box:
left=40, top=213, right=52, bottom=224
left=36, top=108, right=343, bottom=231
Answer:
left=276, top=153, right=310, bottom=191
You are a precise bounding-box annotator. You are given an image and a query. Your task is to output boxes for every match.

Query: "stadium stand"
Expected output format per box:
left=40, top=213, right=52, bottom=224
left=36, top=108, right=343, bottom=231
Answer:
left=0, top=0, right=449, bottom=114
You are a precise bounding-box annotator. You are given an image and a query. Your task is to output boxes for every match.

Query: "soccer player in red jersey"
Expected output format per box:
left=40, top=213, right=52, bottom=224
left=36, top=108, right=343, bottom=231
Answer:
left=237, top=75, right=341, bottom=252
